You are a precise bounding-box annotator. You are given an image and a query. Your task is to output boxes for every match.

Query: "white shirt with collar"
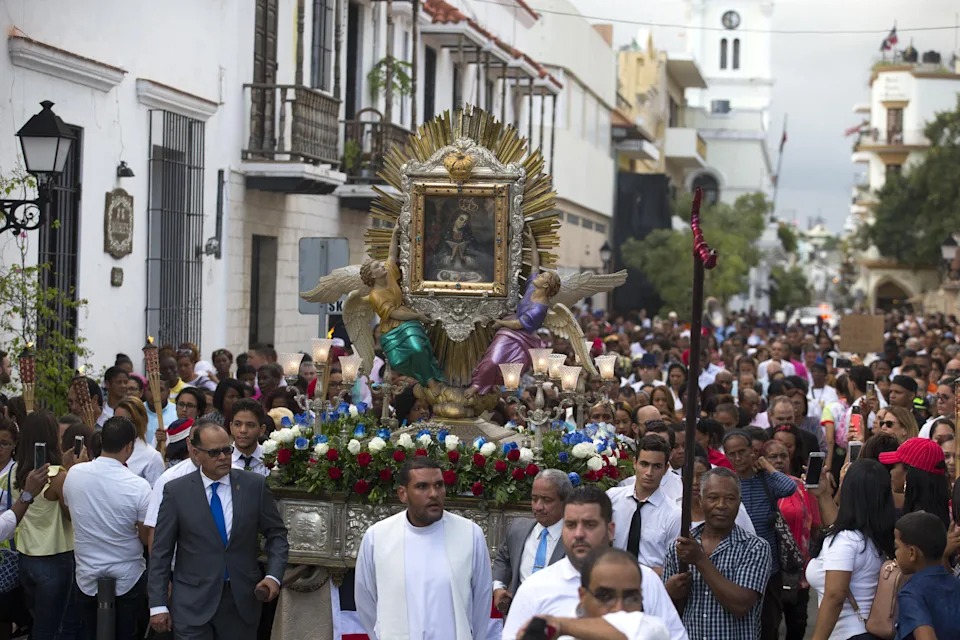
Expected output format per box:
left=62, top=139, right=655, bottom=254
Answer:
left=126, top=438, right=166, bottom=487
left=232, top=444, right=269, bottom=477
left=493, top=519, right=564, bottom=592
left=144, top=457, right=198, bottom=528
left=758, top=359, right=796, bottom=380
left=62, top=457, right=151, bottom=596
left=559, top=611, right=669, bottom=640
left=607, top=485, right=681, bottom=570
left=501, top=557, right=688, bottom=640
left=616, top=470, right=683, bottom=503
left=200, top=470, right=233, bottom=540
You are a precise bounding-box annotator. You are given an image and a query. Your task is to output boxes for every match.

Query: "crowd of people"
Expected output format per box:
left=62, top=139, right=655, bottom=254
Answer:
left=2, top=309, right=960, bottom=639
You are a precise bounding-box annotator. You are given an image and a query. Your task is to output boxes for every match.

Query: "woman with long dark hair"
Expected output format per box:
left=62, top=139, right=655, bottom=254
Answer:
left=806, top=459, right=895, bottom=640
left=879, top=437, right=951, bottom=527
left=209, top=378, right=247, bottom=426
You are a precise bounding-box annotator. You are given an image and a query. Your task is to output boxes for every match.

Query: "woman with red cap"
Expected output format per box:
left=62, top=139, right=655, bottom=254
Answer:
left=878, top=437, right=951, bottom=527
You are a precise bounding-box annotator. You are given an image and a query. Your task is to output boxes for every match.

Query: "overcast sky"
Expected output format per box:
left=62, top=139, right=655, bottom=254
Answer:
left=567, top=0, right=960, bottom=232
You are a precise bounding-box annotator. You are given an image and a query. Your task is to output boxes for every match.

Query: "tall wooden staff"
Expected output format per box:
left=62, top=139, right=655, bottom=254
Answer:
left=143, top=337, right=166, bottom=457
left=680, top=188, right=718, bottom=566
left=70, top=368, right=97, bottom=428
left=18, top=343, right=36, bottom=414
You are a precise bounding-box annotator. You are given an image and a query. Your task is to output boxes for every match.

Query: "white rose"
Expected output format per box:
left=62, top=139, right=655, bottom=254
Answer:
left=349, top=405, right=359, bottom=417
left=368, top=437, right=387, bottom=453
left=347, top=439, right=362, bottom=455
left=518, top=447, right=534, bottom=464
left=480, top=442, right=496, bottom=456
left=587, top=456, right=604, bottom=471
left=603, top=448, right=613, bottom=458
left=269, top=431, right=284, bottom=443
left=572, top=442, right=594, bottom=459
left=279, top=428, right=296, bottom=444
left=314, top=443, right=329, bottom=457
left=417, top=434, right=432, bottom=448
left=444, top=435, right=461, bottom=451
left=291, top=425, right=302, bottom=437
left=398, top=433, right=415, bottom=450
left=262, top=440, right=279, bottom=455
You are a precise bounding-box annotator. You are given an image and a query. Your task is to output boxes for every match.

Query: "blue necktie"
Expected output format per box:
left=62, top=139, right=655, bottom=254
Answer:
left=210, top=482, right=229, bottom=581
left=532, top=528, right=549, bottom=573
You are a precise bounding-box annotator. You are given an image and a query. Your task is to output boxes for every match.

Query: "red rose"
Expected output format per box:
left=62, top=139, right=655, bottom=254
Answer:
left=276, top=449, right=292, bottom=465
left=393, top=450, right=406, bottom=463
left=415, top=448, right=428, bottom=457
left=525, top=463, right=540, bottom=477
left=328, top=467, right=343, bottom=480
left=448, top=450, right=461, bottom=463
left=584, top=470, right=597, bottom=481
left=308, top=457, right=317, bottom=466
left=325, top=449, right=339, bottom=462
left=472, top=453, right=487, bottom=468
left=353, top=479, right=370, bottom=494
left=507, top=449, right=521, bottom=462
left=605, top=466, right=620, bottom=479
left=379, top=469, right=393, bottom=483
left=495, top=460, right=508, bottom=473
left=357, top=452, right=373, bottom=467
left=442, top=470, right=457, bottom=486
left=471, top=482, right=484, bottom=497
left=512, top=468, right=526, bottom=481
left=618, top=449, right=630, bottom=459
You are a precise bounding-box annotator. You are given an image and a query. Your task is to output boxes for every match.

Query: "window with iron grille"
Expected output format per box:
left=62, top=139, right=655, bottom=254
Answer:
left=311, top=0, right=333, bottom=91
left=146, top=111, right=205, bottom=348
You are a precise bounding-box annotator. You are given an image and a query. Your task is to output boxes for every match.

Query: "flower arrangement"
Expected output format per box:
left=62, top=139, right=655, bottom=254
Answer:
left=263, top=412, right=634, bottom=505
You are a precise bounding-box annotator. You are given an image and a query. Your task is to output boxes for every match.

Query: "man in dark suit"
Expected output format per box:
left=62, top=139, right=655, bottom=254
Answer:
left=492, top=469, right=571, bottom=614
left=148, top=420, right=288, bottom=639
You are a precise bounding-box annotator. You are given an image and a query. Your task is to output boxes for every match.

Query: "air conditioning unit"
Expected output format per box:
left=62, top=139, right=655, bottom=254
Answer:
left=711, top=100, right=731, bottom=114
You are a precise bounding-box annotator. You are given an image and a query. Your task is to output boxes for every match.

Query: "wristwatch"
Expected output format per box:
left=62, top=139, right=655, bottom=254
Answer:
left=18, top=491, right=34, bottom=504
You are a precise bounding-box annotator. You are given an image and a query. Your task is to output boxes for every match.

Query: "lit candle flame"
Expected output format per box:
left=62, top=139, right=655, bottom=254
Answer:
left=26, top=341, right=33, bottom=349
left=327, top=327, right=335, bottom=339
left=77, top=365, right=85, bottom=376
left=147, top=336, right=154, bottom=345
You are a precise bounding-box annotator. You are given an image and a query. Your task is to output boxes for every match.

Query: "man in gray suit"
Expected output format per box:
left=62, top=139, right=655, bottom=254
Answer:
left=492, top=469, right=571, bottom=613
left=148, top=421, right=288, bottom=639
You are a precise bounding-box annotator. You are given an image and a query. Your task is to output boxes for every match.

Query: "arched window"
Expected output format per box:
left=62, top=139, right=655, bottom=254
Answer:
left=720, top=38, right=728, bottom=70
left=733, top=39, right=741, bottom=70
left=692, top=174, right=720, bottom=206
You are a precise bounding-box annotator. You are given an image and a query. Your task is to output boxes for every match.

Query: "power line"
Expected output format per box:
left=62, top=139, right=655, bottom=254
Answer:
left=470, top=0, right=960, bottom=36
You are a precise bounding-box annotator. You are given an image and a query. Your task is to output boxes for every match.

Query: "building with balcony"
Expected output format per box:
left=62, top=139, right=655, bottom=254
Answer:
left=847, top=52, right=960, bottom=310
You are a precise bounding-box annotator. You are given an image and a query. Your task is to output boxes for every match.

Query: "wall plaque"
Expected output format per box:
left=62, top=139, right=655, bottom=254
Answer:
left=104, top=188, right=133, bottom=259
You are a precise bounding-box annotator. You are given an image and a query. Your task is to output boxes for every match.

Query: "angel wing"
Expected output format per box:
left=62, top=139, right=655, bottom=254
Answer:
left=551, top=270, right=628, bottom=310
left=543, top=303, right=598, bottom=377
left=299, top=265, right=369, bottom=303
left=342, top=291, right=377, bottom=375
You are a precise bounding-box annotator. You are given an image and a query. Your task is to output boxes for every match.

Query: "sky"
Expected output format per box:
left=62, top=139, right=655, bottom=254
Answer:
left=565, top=0, right=960, bottom=233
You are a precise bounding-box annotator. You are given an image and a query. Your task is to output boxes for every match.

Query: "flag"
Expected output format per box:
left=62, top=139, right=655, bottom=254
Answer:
left=844, top=124, right=863, bottom=137
left=779, top=130, right=787, bottom=153
left=880, top=26, right=898, bottom=51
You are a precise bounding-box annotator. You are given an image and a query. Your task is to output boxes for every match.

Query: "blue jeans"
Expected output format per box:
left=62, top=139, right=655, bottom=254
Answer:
left=18, top=551, right=83, bottom=640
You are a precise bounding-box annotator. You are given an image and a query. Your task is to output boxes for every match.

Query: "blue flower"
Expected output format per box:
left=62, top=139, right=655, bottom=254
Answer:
left=312, top=435, right=329, bottom=445
left=328, top=411, right=340, bottom=422
left=353, top=424, right=367, bottom=438
left=502, top=442, right=519, bottom=453
left=295, top=412, right=311, bottom=426
left=377, top=428, right=392, bottom=440
left=338, top=402, right=351, bottom=413
left=472, top=436, right=486, bottom=450
left=558, top=451, right=569, bottom=463
left=416, top=429, right=432, bottom=440
left=294, top=437, right=309, bottom=451
left=437, top=429, right=449, bottom=443
left=567, top=472, right=581, bottom=487
left=280, top=416, right=293, bottom=428
left=356, top=402, right=369, bottom=414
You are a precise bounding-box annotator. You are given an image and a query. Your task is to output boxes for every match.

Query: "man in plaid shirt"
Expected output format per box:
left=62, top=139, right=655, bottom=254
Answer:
left=663, top=467, right=770, bottom=640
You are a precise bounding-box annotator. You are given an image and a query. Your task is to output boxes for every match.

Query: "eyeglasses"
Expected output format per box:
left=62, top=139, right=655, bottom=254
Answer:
left=880, top=420, right=898, bottom=429
left=177, top=402, right=198, bottom=410
left=584, top=586, right=643, bottom=609
left=196, top=445, right=234, bottom=458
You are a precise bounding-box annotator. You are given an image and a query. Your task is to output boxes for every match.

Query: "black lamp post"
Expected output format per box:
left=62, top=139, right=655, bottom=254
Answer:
left=599, top=240, right=613, bottom=273
left=1, top=101, right=75, bottom=236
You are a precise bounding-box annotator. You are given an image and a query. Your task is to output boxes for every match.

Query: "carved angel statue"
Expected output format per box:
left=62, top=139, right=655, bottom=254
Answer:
left=465, top=227, right=627, bottom=397
left=300, top=226, right=445, bottom=395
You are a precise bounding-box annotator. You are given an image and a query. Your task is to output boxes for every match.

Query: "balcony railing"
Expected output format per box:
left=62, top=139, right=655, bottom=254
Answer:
left=342, top=108, right=412, bottom=182
left=855, top=128, right=929, bottom=149
left=244, top=84, right=341, bottom=165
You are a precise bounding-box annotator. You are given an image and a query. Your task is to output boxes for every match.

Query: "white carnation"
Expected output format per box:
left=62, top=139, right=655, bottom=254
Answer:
left=480, top=442, right=496, bottom=456
left=349, top=405, right=359, bottom=417
left=262, top=440, right=279, bottom=455
left=291, top=425, right=302, bottom=438
left=572, top=442, right=595, bottom=459
left=586, top=456, right=604, bottom=471
left=269, top=431, right=284, bottom=443
left=314, top=443, right=329, bottom=457
left=518, top=447, right=534, bottom=464
left=278, top=428, right=296, bottom=444
left=444, top=435, right=461, bottom=451
left=417, top=434, right=432, bottom=448
left=368, top=437, right=387, bottom=453
left=397, top=433, right=415, bottom=450
left=347, top=439, right=362, bottom=455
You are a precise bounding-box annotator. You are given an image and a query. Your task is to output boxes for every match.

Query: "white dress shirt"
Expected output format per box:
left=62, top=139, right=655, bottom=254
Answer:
left=559, top=611, right=669, bottom=640
left=126, top=439, right=166, bottom=487
left=501, top=557, right=688, bottom=640
left=0, top=508, right=18, bottom=542
left=144, top=458, right=197, bottom=528
left=493, top=520, right=563, bottom=592
left=757, top=359, right=796, bottom=380
left=616, top=470, right=683, bottom=503
left=200, top=471, right=233, bottom=541
left=232, top=444, right=269, bottom=477
left=807, top=385, right=839, bottom=420
left=62, top=457, right=151, bottom=596
left=607, top=486, right=681, bottom=570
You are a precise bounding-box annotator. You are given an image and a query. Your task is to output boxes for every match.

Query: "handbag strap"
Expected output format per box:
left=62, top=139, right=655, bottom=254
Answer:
left=4, top=466, right=15, bottom=552
left=846, top=591, right=866, bottom=624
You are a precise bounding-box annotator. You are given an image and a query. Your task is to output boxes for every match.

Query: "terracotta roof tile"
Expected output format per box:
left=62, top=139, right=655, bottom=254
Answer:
left=423, top=0, right=466, bottom=24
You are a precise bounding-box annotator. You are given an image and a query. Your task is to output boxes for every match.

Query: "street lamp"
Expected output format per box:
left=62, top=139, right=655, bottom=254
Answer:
left=1, top=101, right=75, bottom=236
left=599, top=241, right=613, bottom=272
left=941, top=234, right=958, bottom=263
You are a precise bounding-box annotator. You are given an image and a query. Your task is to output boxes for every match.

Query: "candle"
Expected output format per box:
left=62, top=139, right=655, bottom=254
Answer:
left=339, top=353, right=363, bottom=384
left=499, top=363, right=524, bottom=391
left=143, top=336, right=159, bottom=374
left=18, top=343, right=36, bottom=385
left=559, top=365, right=582, bottom=392
left=311, top=338, right=334, bottom=364
left=528, top=348, right=553, bottom=376
left=594, top=354, right=618, bottom=381
left=549, top=354, right=567, bottom=379
left=279, top=352, right=304, bottom=378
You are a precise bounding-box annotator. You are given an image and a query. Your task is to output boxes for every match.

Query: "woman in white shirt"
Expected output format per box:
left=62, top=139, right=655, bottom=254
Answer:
left=114, top=397, right=165, bottom=486
left=805, top=459, right=896, bottom=640
left=515, top=548, right=670, bottom=640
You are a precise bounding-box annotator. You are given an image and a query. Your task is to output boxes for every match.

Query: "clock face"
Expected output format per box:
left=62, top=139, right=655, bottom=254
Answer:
left=722, top=10, right=741, bottom=29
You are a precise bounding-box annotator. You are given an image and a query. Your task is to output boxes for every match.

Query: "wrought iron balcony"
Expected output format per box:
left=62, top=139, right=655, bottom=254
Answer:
left=341, top=108, right=412, bottom=183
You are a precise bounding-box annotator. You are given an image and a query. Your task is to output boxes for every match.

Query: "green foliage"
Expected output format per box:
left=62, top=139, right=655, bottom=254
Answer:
left=367, top=57, right=413, bottom=101
left=769, top=265, right=812, bottom=311
left=620, top=192, right=770, bottom=317
left=342, top=139, right=362, bottom=174
left=865, top=96, right=960, bottom=268
left=777, top=223, right=799, bottom=254
left=0, top=170, right=92, bottom=415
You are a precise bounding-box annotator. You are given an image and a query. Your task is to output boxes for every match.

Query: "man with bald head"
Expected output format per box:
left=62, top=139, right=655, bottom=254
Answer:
left=738, top=389, right=767, bottom=429
left=635, top=405, right=661, bottom=437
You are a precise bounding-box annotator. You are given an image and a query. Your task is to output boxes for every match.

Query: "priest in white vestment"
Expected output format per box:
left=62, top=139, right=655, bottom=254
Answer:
left=355, top=458, right=494, bottom=640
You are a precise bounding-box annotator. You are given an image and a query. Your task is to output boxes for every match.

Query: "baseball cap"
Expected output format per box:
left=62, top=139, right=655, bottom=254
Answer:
left=878, top=437, right=946, bottom=475
left=891, top=374, right=918, bottom=394
left=166, top=417, right=194, bottom=445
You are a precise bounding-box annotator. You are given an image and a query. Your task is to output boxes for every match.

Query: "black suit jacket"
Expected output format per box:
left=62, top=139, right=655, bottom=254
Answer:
left=148, top=469, right=288, bottom=626
left=491, top=517, right=566, bottom=594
